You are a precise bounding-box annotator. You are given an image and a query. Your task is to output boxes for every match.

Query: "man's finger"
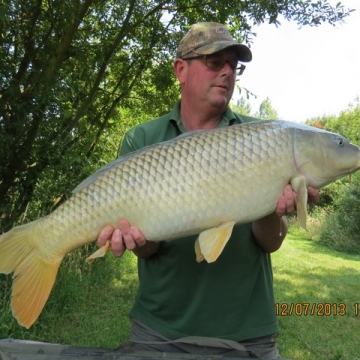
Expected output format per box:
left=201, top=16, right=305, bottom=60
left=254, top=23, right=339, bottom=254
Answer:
left=130, top=226, right=146, bottom=247
left=97, top=225, right=114, bottom=247
left=111, top=229, right=126, bottom=257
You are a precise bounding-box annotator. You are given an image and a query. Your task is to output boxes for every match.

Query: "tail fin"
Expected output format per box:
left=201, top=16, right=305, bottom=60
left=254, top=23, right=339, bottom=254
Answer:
left=0, top=221, right=61, bottom=329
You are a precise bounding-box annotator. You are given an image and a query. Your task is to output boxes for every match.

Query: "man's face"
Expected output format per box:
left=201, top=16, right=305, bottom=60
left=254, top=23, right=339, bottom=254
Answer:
left=181, top=48, right=238, bottom=110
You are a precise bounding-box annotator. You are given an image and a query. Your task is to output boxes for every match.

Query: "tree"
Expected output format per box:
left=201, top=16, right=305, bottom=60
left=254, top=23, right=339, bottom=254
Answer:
left=230, top=97, right=252, bottom=116
left=0, top=0, right=354, bottom=229
left=255, top=97, right=279, bottom=120
left=306, top=97, right=360, bottom=144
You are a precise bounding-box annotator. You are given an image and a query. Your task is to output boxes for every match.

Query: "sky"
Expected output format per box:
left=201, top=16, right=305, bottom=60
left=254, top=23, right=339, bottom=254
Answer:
left=236, top=0, right=360, bottom=123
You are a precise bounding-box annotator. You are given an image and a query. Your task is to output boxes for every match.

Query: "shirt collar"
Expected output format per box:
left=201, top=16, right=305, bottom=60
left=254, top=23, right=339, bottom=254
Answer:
left=170, top=101, right=236, bottom=134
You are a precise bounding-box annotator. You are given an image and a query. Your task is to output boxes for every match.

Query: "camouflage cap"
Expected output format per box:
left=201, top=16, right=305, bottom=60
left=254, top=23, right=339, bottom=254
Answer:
left=176, top=22, right=252, bottom=62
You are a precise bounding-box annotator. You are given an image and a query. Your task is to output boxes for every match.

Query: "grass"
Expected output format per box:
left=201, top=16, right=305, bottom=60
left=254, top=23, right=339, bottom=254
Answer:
left=0, top=245, right=139, bottom=348
left=1, top=228, right=360, bottom=359
left=273, top=226, right=360, bottom=359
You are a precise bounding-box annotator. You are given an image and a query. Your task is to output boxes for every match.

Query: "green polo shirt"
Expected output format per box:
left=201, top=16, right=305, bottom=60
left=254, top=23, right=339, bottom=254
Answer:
left=121, top=101, right=279, bottom=341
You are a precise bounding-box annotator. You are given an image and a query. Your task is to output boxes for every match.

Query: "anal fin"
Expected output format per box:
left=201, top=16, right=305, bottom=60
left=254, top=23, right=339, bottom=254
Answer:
left=195, top=221, right=235, bottom=263
left=86, top=240, right=111, bottom=263
left=195, top=239, right=205, bottom=262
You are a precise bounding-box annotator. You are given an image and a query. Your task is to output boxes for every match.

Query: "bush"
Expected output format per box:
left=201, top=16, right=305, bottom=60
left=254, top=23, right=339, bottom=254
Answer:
left=317, top=173, right=360, bottom=254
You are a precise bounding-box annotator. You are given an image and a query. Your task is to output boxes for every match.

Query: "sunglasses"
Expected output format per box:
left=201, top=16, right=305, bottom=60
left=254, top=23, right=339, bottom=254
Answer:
left=183, top=54, right=246, bottom=76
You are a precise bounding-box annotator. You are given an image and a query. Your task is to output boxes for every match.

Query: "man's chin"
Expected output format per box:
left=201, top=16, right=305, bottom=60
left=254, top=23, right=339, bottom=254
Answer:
left=210, top=96, right=230, bottom=109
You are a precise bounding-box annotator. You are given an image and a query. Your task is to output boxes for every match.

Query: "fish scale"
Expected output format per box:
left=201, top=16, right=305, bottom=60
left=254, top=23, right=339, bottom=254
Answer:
left=0, top=119, right=359, bottom=329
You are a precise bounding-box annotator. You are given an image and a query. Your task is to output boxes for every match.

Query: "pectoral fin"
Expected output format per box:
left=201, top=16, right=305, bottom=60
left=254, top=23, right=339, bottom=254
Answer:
left=86, top=240, right=111, bottom=263
left=195, top=221, right=235, bottom=263
left=290, top=175, right=308, bottom=229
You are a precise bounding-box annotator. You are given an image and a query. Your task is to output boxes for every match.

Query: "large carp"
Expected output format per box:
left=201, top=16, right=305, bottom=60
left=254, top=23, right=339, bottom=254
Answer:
left=0, top=120, right=360, bottom=329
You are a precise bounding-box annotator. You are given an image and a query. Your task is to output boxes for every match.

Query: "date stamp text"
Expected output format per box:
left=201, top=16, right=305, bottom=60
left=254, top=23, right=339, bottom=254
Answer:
left=275, top=303, right=360, bottom=316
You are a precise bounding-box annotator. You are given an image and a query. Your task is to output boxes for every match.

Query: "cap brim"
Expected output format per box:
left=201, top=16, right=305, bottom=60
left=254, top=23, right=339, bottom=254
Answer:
left=195, top=41, right=252, bottom=62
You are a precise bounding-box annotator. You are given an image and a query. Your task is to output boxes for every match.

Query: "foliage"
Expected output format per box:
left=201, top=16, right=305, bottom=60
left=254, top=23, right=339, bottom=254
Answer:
left=306, top=96, right=360, bottom=144
left=0, top=0, right=354, bottom=230
left=230, top=96, right=279, bottom=120
left=230, top=97, right=253, bottom=116
left=315, top=172, right=360, bottom=254
left=306, top=98, right=360, bottom=209
left=255, top=97, right=279, bottom=120
left=304, top=99, right=360, bottom=253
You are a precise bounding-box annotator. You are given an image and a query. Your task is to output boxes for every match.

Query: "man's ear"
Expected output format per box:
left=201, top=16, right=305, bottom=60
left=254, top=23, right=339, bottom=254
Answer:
left=173, top=58, right=187, bottom=84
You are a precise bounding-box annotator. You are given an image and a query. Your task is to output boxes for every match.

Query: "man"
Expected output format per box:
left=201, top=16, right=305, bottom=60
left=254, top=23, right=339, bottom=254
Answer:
left=97, top=22, right=319, bottom=358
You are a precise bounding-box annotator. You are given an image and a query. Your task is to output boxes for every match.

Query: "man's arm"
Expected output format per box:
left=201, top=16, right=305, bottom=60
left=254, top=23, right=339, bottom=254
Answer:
left=252, top=185, right=319, bottom=253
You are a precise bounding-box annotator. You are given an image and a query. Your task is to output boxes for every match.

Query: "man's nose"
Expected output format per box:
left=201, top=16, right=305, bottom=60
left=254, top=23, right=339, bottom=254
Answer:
left=220, top=62, right=234, bottom=77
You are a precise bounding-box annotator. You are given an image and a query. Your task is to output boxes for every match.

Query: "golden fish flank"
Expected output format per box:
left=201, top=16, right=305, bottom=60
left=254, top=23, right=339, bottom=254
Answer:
left=0, top=120, right=359, bottom=329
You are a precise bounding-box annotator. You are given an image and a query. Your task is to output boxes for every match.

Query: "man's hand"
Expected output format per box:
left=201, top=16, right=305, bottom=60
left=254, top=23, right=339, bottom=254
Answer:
left=253, top=184, right=320, bottom=253
left=97, top=220, right=146, bottom=257
left=275, top=184, right=319, bottom=217
left=97, top=220, right=159, bottom=259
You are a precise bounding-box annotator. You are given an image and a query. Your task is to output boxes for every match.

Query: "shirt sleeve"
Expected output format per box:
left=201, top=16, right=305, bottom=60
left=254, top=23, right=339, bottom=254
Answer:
left=119, top=132, right=136, bottom=157
left=119, top=127, right=147, bottom=156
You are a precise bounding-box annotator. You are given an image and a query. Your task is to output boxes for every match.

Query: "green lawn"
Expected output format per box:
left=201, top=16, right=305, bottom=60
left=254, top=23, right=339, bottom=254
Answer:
left=273, top=228, right=360, bottom=359
left=1, top=229, right=360, bottom=359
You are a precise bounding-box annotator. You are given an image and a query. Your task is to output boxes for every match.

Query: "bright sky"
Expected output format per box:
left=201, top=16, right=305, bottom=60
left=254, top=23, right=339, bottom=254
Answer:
left=237, top=0, right=360, bottom=123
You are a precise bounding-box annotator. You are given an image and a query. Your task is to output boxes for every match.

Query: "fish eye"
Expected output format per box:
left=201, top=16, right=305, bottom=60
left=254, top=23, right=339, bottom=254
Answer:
left=336, top=137, right=344, bottom=147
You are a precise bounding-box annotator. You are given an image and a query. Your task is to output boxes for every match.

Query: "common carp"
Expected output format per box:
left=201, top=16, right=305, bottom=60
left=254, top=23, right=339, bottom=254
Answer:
left=0, top=120, right=360, bottom=329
